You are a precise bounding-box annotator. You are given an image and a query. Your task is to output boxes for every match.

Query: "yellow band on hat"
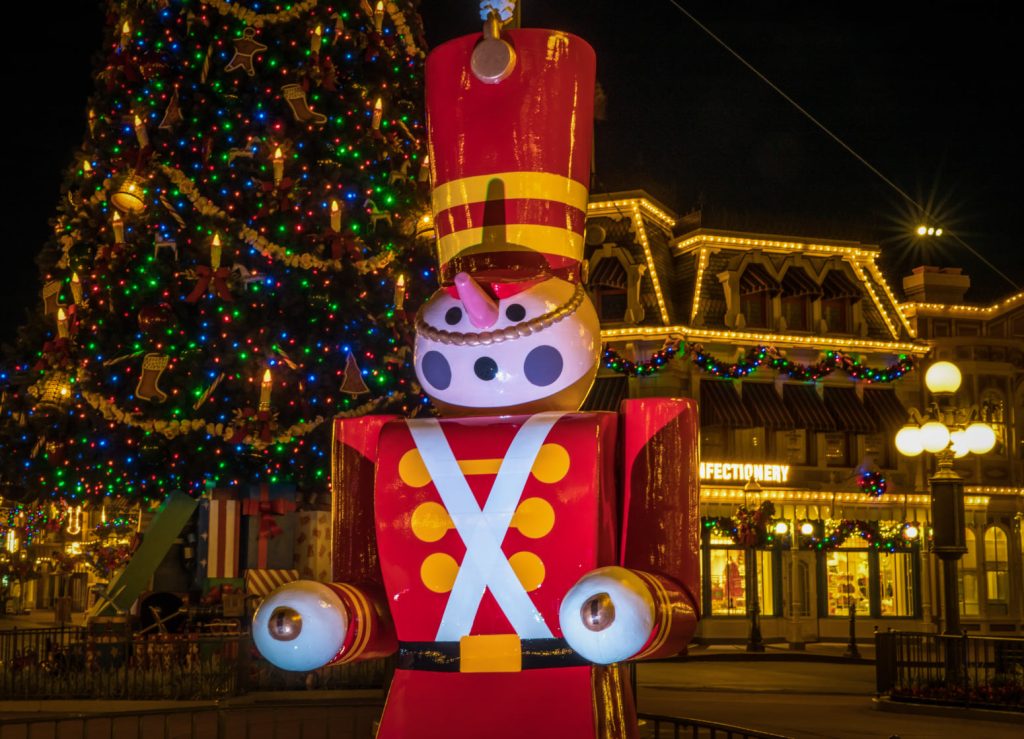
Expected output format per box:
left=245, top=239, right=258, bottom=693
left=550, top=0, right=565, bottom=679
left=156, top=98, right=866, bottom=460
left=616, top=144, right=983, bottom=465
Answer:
left=438, top=225, right=584, bottom=267
left=432, top=171, right=589, bottom=215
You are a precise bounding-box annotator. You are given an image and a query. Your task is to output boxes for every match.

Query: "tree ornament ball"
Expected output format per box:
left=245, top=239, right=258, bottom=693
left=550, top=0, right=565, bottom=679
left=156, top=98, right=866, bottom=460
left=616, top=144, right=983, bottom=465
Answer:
left=138, top=303, right=177, bottom=338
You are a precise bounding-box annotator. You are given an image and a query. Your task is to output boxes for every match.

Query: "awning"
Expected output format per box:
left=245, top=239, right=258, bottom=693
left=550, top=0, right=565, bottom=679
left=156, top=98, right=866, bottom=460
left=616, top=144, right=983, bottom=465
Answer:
left=863, top=387, right=909, bottom=433
left=823, top=386, right=877, bottom=433
left=741, top=382, right=795, bottom=429
left=739, top=263, right=779, bottom=295
left=589, top=257, right=627, bottom=289
left=582, top=375, right=628, bottom=412
left=782, top=384, right=836, bottom=431
left=781, top=268, right=822, bottom=298
left=700, top=380, right=754, bottom=428
left=822, top=269, right=861, bottom=301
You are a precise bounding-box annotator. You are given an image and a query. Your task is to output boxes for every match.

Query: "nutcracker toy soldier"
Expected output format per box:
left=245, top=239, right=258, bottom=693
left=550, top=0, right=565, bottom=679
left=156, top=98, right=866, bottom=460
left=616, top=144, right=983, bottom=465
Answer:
left=253, top=13, right=700, bottom=739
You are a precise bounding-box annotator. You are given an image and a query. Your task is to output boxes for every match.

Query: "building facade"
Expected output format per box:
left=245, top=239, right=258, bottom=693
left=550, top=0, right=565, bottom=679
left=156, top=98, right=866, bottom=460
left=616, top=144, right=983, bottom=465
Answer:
left=583, top=192, right=1024, bottom=644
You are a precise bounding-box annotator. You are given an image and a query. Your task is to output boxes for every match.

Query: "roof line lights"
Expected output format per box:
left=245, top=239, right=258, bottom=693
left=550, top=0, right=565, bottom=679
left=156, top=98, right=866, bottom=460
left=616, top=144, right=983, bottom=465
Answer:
left=601, top=326, right=928, bottom=354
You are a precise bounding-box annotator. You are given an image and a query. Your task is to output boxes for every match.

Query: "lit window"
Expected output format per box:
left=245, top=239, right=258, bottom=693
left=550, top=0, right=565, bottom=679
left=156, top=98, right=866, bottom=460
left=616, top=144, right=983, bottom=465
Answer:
left=824, top=541, right=870, bottom=616
left=984, top=526, right=1009, bottom=605
left=959, top=529, right=979, bottom=616
left=704, top=543, right=775, bottom=617
left=878, top=551, right=915, bottom=616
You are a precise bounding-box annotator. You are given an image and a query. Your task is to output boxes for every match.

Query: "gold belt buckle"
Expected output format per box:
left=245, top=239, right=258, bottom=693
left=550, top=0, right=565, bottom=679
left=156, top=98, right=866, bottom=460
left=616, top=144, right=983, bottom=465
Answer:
left=459, top=634, right=522, bottom=673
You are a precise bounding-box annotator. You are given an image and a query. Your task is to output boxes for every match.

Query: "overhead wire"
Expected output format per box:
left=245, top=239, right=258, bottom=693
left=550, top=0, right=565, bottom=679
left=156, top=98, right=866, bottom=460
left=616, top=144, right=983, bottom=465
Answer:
left=664, top=0, right=1021, bottom=291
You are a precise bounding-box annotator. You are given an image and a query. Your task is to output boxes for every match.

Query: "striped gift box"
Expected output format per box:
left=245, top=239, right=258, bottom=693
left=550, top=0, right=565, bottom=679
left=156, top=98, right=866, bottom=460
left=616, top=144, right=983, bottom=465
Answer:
left=245, top=568, right=300, bottom=598
left=198, top=490, right=241, bottom=580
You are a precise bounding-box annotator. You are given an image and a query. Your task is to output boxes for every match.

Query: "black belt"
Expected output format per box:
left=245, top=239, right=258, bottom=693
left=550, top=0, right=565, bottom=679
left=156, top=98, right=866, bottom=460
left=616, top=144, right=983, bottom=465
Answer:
left=397, top=638, right=591, bottom=672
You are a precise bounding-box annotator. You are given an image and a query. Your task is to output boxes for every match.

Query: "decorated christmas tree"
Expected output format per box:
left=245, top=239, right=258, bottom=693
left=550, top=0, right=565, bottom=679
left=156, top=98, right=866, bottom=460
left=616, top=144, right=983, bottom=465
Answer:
left=0, top=0, right=433, bottom=504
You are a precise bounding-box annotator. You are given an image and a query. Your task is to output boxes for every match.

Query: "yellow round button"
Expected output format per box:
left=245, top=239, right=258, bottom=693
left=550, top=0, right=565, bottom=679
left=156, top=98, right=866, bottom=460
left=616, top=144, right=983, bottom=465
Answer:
left=411, top=501, right=452, bottom=543
left=420, top=552, right=459, bottom=593
left=511, top=497, right=555, bottom=539
left=531, top=443, right=570, bottom=484
left=399, top=449, right=431, bottom=488
left=508, top=551, right=545, bottom=592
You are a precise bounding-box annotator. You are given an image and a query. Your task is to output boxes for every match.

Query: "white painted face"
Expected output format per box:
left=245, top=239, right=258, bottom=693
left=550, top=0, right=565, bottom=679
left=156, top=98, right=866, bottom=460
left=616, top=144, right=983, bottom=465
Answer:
left=414, top=277, right=600, bottom=416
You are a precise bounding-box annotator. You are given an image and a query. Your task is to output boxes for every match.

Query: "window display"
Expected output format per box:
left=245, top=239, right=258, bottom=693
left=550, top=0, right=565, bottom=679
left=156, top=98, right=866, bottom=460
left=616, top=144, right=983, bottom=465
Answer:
left=705, top=541, right=775, bottom=617
left=959, top=529, right=979, bottom=616
left=878, top=552, right=914, bottom=616
left=824, top=542, right=870, bottom=616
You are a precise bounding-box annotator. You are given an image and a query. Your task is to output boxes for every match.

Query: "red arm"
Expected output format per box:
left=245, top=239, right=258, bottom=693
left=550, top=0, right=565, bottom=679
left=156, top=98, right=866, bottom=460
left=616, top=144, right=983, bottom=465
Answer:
left=253, top=415, right=398, bottom=671
left=618, top=397, right=700, bottom=659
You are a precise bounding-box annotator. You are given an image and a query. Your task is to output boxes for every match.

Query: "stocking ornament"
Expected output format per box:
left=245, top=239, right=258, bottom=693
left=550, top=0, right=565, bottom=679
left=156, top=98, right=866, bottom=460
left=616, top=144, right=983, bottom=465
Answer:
left=281, top=84, right=328, bottom=125
left=42, top=281, right=63, bottom=315
left=135, top=353, right=170, bottom=403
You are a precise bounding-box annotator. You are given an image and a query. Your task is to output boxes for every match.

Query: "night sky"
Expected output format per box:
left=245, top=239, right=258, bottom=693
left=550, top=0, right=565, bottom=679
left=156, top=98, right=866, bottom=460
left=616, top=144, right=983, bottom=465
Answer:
left=5, top=1, right=1021, bottom=344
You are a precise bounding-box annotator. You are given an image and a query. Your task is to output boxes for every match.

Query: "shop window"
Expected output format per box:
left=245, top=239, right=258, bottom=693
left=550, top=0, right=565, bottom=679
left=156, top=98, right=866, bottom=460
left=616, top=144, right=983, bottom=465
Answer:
left=781, top=295, right=810, bottom=331
left=984, top=526, right=1009, bottom=608
left=824, top=432, right=850, bottom=467
left=979, top=389, right=1007, bottom=456
left=701, top=426, right=730, bottom=459
left=735, top=427, right=769, bottom=460
left=878, top=552, right=915, bottom=616
left=864, top=432, right=892, bottom=469
left=824, top=541, right=871, bottom=616
left=780, top=429, right=810, bottom=465
left=959, top=529, right=980, bottom=617
left=822, top=298, right=850, bottom=333
left=741, top=291, right=768, bottom=328
left=704, top=541, right=776, bottom=617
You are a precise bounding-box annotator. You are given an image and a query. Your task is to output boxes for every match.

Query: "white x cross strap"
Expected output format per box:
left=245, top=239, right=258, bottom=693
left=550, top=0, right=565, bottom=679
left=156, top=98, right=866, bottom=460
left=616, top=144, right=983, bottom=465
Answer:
left=406, top=413, right=564, bottom=641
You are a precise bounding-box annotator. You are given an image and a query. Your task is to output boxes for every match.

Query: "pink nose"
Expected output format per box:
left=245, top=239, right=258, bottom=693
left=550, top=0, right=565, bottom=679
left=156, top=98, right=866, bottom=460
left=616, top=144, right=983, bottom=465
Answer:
left=454, top=272, right=499, bottom=329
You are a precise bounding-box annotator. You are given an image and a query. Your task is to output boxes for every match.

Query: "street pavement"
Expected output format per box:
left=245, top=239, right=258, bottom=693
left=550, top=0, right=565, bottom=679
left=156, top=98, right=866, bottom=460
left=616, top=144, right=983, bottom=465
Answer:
left=637, top=660, right=1022, bottom=738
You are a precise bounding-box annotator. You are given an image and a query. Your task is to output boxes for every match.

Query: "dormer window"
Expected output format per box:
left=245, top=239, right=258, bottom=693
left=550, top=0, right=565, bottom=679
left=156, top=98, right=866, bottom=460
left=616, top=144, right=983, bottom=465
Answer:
left=821, top=269, right=861, bottom=334
left=589, top=256, right=629, bottom=322
left=739, top=263, right=778, bottom=329
left=780, top=268, right=820, bottom=332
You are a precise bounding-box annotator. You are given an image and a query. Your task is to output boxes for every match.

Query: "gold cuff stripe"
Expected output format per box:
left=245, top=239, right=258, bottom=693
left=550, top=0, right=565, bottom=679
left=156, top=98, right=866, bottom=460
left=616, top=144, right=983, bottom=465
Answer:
left=438, top=226, right=584, bottom=266
left=432, top=172, right=589, bottom=214
left=334, top=583, right=371, bottom=663
left=633, top=571, right=671, bottom=660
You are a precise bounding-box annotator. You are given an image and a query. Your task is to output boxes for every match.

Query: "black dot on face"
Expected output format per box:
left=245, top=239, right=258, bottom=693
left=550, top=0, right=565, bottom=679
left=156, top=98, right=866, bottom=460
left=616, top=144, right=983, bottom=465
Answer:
left=444, top=307, right=463, bottom=326
left=523, top=345, right=563, bottom=387
left=473, top=356, right=499, bottom=381
left=505, top=303, right=526, bottom=322
left=421, top=351, right=452, bottom=390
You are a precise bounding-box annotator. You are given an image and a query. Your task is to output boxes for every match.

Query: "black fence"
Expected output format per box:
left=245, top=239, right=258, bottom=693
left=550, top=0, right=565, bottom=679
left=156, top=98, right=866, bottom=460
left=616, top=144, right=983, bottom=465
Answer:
left=875, top=630, right=1024, bottom=711
left=0, top=625, right=389, bottom=699
left=638, top=713, right=791, bottom=739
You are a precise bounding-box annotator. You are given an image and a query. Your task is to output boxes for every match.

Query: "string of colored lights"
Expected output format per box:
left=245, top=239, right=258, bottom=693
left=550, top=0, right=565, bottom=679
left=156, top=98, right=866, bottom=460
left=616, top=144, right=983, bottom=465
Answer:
left=0, top=1, right=434, bottom=503
left=603, top=341, right=915, bottom=382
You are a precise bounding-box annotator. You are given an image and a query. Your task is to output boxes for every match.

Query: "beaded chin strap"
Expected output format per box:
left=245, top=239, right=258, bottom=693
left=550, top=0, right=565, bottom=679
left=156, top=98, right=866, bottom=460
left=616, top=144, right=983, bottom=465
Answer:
left=414, top=281, right=586, bottom=347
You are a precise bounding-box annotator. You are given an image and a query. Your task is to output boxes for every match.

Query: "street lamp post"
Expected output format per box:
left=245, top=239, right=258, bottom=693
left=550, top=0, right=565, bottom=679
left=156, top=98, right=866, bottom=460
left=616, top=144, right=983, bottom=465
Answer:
left=744, top=478, right=765, bottom=653
left=894, top=361, right=996, bottom=638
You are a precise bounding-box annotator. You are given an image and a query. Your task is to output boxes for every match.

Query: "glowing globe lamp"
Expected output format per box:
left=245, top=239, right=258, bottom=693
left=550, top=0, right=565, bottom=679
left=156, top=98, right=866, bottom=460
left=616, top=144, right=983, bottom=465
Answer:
left=904, top=524, right=920, bottom=540
left=774, top=521, right=789, bottom=535
left=949, top=429, right=970, bottom=459
left=964, top=422, right=996, bottom=455
left=799, top=522, right=815, bottom=536
left=919, top=421, right=951, bottom=453
left=895, top=425, right=924, bottom=457
left=925, top=361, right=962, bottom=395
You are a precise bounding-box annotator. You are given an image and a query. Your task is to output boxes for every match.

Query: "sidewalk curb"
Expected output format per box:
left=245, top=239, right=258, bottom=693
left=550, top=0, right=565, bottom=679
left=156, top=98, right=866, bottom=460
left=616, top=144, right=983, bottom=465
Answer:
left=674, top=652, right=875, bottom=666
left=872, top=696, right=1024, bottom=725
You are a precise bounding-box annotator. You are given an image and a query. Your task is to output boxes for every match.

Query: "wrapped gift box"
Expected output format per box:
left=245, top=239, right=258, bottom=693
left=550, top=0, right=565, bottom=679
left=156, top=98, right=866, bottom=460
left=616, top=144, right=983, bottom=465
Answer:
left=241, top=483, right=297, bottom=570
left=294, top=509, right=332, bottom=582
left=244, top=568, right=300, bottom=598
left=196, top=489, right=241, bottom=584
